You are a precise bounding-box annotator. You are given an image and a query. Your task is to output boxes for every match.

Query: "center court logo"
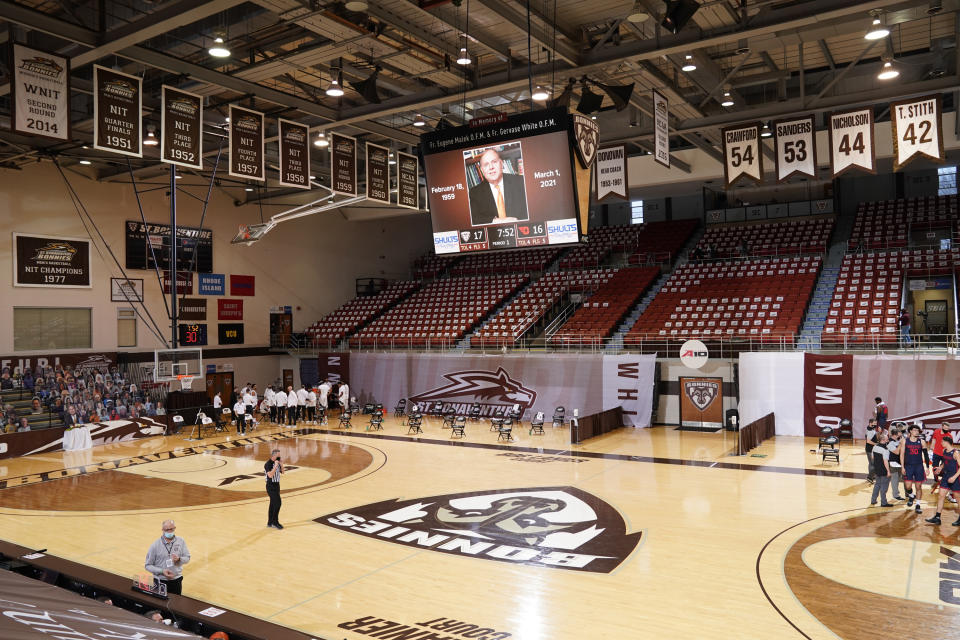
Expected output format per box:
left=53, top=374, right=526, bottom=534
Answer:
left=409, top=367, right=536, bottom=417
left=317, top=486, right=642, bottom=573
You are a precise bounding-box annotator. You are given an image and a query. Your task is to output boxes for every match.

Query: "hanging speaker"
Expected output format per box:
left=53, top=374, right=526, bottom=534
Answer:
left=661, top=0, right=700, bottom=34
left=349, top=67, right=381, bottom=104
left=595, top=82, right=635, bottom=111
left=576, top=83, right=604, bottom=115
left=550, top=78, right=577, bottom=108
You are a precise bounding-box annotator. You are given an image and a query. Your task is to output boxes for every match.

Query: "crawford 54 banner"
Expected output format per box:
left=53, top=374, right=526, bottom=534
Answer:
left=228, top=105, right=265, bottom=181
left=397, top=151, right=420, bottom=210
left=828, top=108, right=875, bottom=177
left=722, top=123, right=763, bottom=186
left=890, top=94, right=944, bottom=171
left=277, top=118, right=310, bottom=189
left=13, top=233, right=92, bottom=288
left=331, top=133, right=358, bottom=196
left=366, top=142, right=390, bottom=204
left=161, top=86, right=203, bottom=169
left=653, top=90, right=670, bottom=168
left=12, top=44, right=70, bottom=141
left=93, top=65, right=142, bottom=157
left=595, top=146, right=628, bottom=201
left=773, top=115, right=816, bottom=182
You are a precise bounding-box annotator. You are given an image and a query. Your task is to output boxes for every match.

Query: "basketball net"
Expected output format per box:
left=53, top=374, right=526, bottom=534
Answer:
left=176, top=374, right=196, bottom=391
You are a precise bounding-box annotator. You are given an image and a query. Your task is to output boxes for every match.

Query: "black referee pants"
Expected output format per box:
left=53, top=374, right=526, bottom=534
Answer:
left=266, top=483, right=281, bottom=525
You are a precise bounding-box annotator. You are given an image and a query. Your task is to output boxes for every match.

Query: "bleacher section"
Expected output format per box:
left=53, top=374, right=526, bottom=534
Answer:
left=550, top=267, right=661, bottom=345
left=451, top=247, right=561, bottom=276
left=413, top=253, right=461, bottom=279
left=560, top=220, right=698, bottom=269
left=471, top=269, right=618, bottom=347
left=822, top=248, right=959, bottom=344
left=696, top=216, right=834, bottom=258
left=350, top=274, right=529, bottom=348
left=848, top=195, right=958, bottom=250
left=304, top=280, right=419, bottom=348
left=627, top=256, right=821, bottom=344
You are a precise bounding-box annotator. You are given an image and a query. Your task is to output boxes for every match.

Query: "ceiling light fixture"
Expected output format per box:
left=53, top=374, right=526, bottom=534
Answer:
left=314, top=132, right=329, bottom=147
left=144, top=130, right=158, bottom=146
left=344, top=1, right=368, bottom=11
left=245, top=187, right=254, bottom=192
left=681, top=55, right=697, bottom=72
left=720, top=91, right=734, bottom=107
left=877, top=60, right=899, bottom=80
left=175, top=174, right=182, bottom=179
left=326, top=70, right=344, bottom=97
left=761, top=122, right=772, bottom=138
left=310, top=175, right=316, bottom=180
left=531, top=85, right=549, bottom=101
left=456, top=47, right=471, bottom=65
left=208, top=35, right=231, bottom=58
left=413, top=114, right=426, bottom=127
left=864, top=14, right=889, bottom=40
left=626, top=1, right=649, bottom=22
left=388, top=153, right=396, bottom=165
left=79, top=160, right=91, bottom=165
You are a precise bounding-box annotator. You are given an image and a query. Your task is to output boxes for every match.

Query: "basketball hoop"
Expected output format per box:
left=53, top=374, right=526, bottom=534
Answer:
left=176, top=374, right=196, bottom=391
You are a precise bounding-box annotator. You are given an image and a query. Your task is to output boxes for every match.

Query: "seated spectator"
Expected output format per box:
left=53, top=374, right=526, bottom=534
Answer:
left=22, top=370, right=34, bottom=390
left=0, top=374, right=12, bottom=390
left=16, top=417, right=30, bottom=432
left=145, top=400, right=156, bottom=417
left=30, top=397, right=42, bottom=414
left=156, top=402, right=167, bottom=416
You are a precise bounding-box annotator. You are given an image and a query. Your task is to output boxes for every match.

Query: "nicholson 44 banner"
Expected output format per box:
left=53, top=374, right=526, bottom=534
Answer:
left=366, top=142, right=390, bottom=204
left=773, top=115, right=816, bottom=182
left=161, top=85, right=203, bottom=169
left=277, top=118, right=310, bottom=189
left=331, top=133, right=358, bottom=196
left=828, top=108, right=875, bottom=177
left=890, top=94, right=944, bottom=171
left=93, top=65, right=142, bottom=157
left=12, top=43, right=70, bottom=141
left=595, top=145, right=628, bottom=201
left=228, top=105, right=265, bottom=181
left=397, top=151, right=420, bottom=210
left=653, top=90, right=670, bottom=169
left=13, top=233, right=91, bottom=288
left=722, top=123, right=763, bottom=186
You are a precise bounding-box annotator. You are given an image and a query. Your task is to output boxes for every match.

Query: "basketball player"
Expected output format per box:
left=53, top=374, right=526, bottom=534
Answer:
left=929, top=422, right=957, bottom=504
left=264, top=385, right=276, bottom=423
left=864, top=418, right=878, bottom=483
left=306, top=386, right=317, bottom=424
left=273, top=387, right=287, bottom=426
left=869, top=431, right=894, bottom=508
left=296, top=384, right=308, bottom=422
left=232, top=394, right=246, bottom=435
left=903, top=424, right=930, bottom=513
left=285, top=385, right=297, bottom=426
left=886, top=427, right=905, bottom=501
left=924, top=435, right=960, bottom=526
left=318, top=379, right=331, bottom=413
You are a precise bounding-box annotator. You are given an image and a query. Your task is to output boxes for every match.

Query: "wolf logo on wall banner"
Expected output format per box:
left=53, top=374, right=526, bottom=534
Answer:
left=409, top=367, right=536, bottom=417
left=318, top=486, right=642, bottom=573
left=684, top=380, right=718, bottom=411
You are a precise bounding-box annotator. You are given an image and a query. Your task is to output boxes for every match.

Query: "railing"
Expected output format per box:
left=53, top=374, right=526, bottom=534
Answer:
left=543, top=300, right=579, bottom=340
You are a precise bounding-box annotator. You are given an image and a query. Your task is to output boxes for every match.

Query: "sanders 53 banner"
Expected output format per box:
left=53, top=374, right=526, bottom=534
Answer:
left=93, top=65, right=142, bottom=158
left=890, top=94, right=944, bottom=171
left=228, top=105, right=265, bottom=181
left=366, top=142, right=391, bottom=204
left=595, top=146, right=628, bottom=201
left=13, top=233, right=91, bottom=288
left=828, top=108, right=875, bottom=177
left=331, top=133, right=358, bottom=196
left=653, top=90, right=670, bottom=169
left=773, top=115, right=816, bottom=182
left=277, top=118, right=310, bottom=189
left=161, top=85, right=203, bottom=169
left=397, top=152, right=420, bottom=210
left=722, top=123, right=763, bottom=187
left=12, top=43, right=70, bottom=141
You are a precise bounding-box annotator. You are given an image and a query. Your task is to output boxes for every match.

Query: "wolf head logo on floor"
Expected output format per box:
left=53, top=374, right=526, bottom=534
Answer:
left=409, top=367, right=536, bottom=417
left=318, top=486, right=642, bottom=573
left=684, top=380, right=718, bottom=411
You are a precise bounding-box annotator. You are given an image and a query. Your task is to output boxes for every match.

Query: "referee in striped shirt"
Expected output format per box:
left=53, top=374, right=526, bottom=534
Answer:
left=265, top=449, right=283, bottom=529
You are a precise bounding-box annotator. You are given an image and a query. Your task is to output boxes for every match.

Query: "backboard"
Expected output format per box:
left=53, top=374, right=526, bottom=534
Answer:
left=154, top=347, right=203, bottom=383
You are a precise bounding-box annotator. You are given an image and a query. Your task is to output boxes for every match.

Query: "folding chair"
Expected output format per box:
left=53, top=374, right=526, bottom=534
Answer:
left=170, top=414, right=185, bottom=437
left=363, top=403, right=375, bottom=415
left=818, top=426, right=835, bottom=450
left=245, top=413, right=256, bottom=433
left=217, top=408, right=233, bottom=433
left=497, top=417, right=514, bottom=442
left=468, top=403, right=481, bottom=422
left=529, top=411, right=545, bottom=436
left=338, top=411, right=352, bottom=429
left=442, top=410, right=456, bottom=429
left=394, top=398, right=407, bottom=418
left=821, top=437, right=840, bottom=464
left=490, top=416, right=504, bottom=432
left=552, top=406, right=566, bottom=427
left=451, top=416, right=466, bottom=438
left=407, top=413, right=423, bottom=435
left=429, top=401, right=445, bottom=419
left=509, top=403, right=522, bottom=426
left=368, top=413, right=384, bottom=431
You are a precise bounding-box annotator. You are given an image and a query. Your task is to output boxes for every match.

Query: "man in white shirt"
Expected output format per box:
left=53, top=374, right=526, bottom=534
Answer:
left=306, top=387, right=317, bottom=424
left=242, top=388, right=258, bottom=430
left=338, top=381, right=350, bottom=412
left=264, top=385, right=276, bottom=423
left=286, top=386, right=297, bottom=426
left=233, top=396, right=246, bottom=434
left=296, top=385, right=308, bottom=423
left=318, top=380, right=331, bottom=411
left=274, top=387, right=287, bottom=426
left=213, top=392, right=222, bottom=410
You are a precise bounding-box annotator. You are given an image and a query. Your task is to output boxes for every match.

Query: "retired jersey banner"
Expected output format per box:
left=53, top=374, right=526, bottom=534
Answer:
left=397, top=151, right=420, bottom=210
left=161, top=85, right=203, bottom=169
left=93, top=65, right=141, bottom=157
left=366, top=142, right=390, bottom=204
left=679, top=377, right=723, bottom=427
left=891, top=94, right=944, bottom=171
left=228, top=105, right=265, bottom=181
left=331, top=133, right=358, bottom=196
left=12, top=43, right=70, bottom=141
left=595, top=145, right=628, bottom=201
left=828, top=108, right=874, bottom=177
left=277, top=118, right=310, bottom=189
left=653, top=90, right=670, bottom=168
left=773, top=115, right=815, bottom=182
left=722, top=123, right=762, bottom=186
left=802, top=353, right=853, bottom=437
left=13, top=233, right=91, bottom=288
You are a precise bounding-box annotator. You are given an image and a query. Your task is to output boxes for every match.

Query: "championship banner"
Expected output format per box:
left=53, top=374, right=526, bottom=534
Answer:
left=595, top=145, right=628, bottom=201
left=228, top=105, right=265, bottom=181
left=93, top=65, right=141, bottom=157
left=397, top=151, right=420, bottom=210
left=679, top=377, right=723, bottom=427
left=890, top=94, right=944, bottom=171
left=162, top=270, right=193, bottom=295
left=366, top=142, right=390, bottom=204
left=331, top=133, right=358, bottom=196
left=722, top=123, right=762, bottom=186
left=653, top=90, right=670, bottom=168
left=802, top=353, right=853, bottom=437
left=12, top=44, right=70, bottom=141
left=773, top=115, right=816, bottom=182
left=277, top=118, right=310, bottom=189
left=13, top=233, right=91, bottom=288
left=828, top=108, right=875, bottom=177
left=161, top=86, right=203, bottom=169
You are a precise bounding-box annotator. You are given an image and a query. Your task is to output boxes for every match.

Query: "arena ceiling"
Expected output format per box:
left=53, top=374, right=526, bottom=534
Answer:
left=0, top=0, right=957, bottom=202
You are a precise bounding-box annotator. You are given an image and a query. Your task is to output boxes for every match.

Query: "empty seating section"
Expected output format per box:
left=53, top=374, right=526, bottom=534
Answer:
left=822, top=248, right=959, bottom=344
left=697, top=216, right=834, bottom=258
left=413, top=253, right=461, bottom=279
left=350, top=274, right=528, bottom=347
left=551, top=267, right=660, bottom=345
left=560, top=220, right=697, bottom=269
left=627, top=256, right=821, bottom=343
left=450, top=247, right=561, bottom=276
left=472, top=269, right=617, bottom=346
left=848, top=196, right=958, bottom=250
left=304, top=280, right=418, bottom=347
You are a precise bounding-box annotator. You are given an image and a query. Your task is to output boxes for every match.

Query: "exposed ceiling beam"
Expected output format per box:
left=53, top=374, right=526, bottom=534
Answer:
left=817, top=39, right=836, bottom=71
left=698, top=51, right=754, bottom=108
left=410, top=0, right=512, bottom=62
left=366, top=3, right=461, bottom=61
left=479, top=0, right=580, bottom=65
left=809, top=39, right=880, bottom=106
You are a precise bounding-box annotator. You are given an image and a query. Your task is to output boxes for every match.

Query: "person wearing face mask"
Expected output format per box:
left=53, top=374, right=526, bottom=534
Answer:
left=144, top=519, right=190, bottom=595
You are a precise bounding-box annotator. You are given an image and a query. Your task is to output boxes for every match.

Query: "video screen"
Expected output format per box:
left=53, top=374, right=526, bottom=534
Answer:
left=421, top=108, right=580, bottom=254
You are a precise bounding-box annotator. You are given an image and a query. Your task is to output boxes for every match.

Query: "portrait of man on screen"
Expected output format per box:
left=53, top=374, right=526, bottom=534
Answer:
left=466, top=144, right=529, bottom=226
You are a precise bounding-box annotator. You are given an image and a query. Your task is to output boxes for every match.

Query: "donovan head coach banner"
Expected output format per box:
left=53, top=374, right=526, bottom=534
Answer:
left=346, top=352, right=655, bottom=427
